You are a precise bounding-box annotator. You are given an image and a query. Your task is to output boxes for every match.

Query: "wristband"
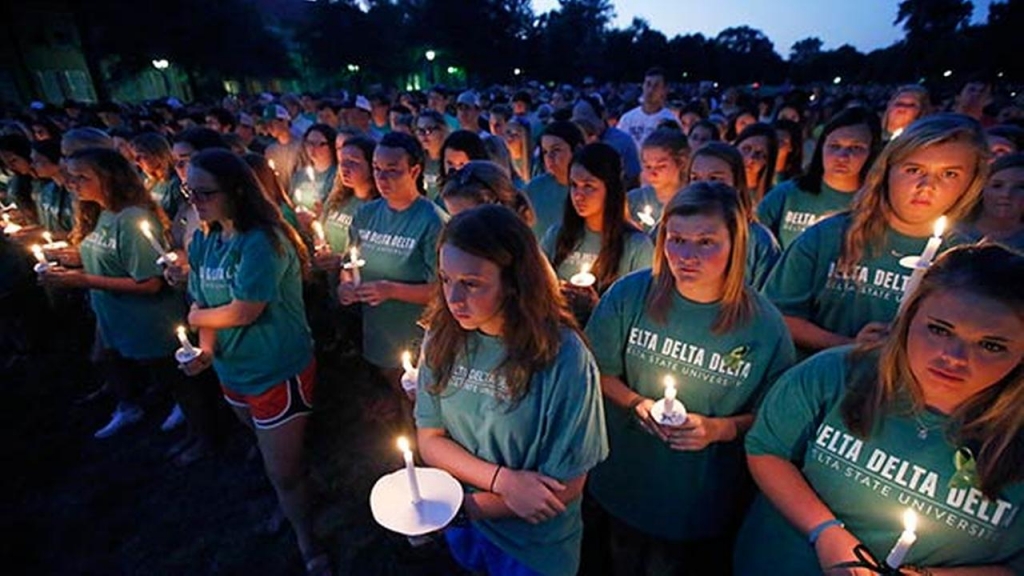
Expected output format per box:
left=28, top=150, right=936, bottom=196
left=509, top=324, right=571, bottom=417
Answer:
left=807, top=518, right=844, bottom=545
left=489, top=465, right=502, bottom=493
left=627, top=395, right=645, bottom=415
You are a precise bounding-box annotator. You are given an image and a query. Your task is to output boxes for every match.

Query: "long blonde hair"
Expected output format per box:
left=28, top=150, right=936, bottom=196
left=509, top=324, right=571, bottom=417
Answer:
left=648, top=181, right=753, bottom=333
left=843, top=244, right=1024, bottom=497
left=839, top=114, right=988, bottom=273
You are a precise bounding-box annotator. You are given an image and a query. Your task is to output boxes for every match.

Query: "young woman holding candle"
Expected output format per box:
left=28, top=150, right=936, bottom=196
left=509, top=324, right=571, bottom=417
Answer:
left=758, top=107, right=882, bottom=249
left=763, top=114, right=988, bottom=357
left=177, top=149, right=326, bottom=574
left=415, top=204, right=608, bottom=576
left=956, top=153, right=1024, bottom=251
left=626, top=128, right=690, bottom=236
left=316, top=135, right=378, bottom=266
left=686, top=142, right=781, bottom=289
left=503, top=116, right=533, bottom=184
left=29, top=139, right=74, bottom=235
left=40, top=148, right=186, bottom=439
left=541, top=143, right=653, bottom=322
left=735, top=244, right=1024, bottom=575
left=583, top=181, right=795, bottom=574
left=288, top=123, right=338, bottom=220
left=525, top=121, right=585, bottom=240
left=414, top=110, right=450, bottom=203
left=339, top=132, right=448, bottom=401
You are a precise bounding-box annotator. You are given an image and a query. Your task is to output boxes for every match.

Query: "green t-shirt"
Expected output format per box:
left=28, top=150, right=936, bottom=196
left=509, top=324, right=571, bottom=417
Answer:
left=737, top=346, right=1024, bottom=575
left=35, top=180, right=74, bottom=233
left=525, top=173, right=569, bottom=240
left=584, top=269, right=796, bottom=541
left=279, top=202, right=299, bottom=231
left=757, top=180, right=856, bottom=249
left=350, top=197, right=448, bottom=368
left=415, top=328, right=609, bottom=576
left=625, top=185, right=666, bottom=236
left=149, top=174, right=184, bottom=221
left=80, top=207, right=183, bottom=359
left=763, top=212, right=968, bottom=344
left=289, top=164, right=337, bottom=212
left=747, top=221, right=781, bottom=290
left=956, top=222, right=1024, bottom=253
left=540, top=224, right=653, bottom=289
left=187, top=227, right=313, bottom=395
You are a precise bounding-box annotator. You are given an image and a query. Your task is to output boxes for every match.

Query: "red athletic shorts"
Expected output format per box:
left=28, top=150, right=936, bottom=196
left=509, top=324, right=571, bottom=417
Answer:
left=221, top=360, right=317, bottom=429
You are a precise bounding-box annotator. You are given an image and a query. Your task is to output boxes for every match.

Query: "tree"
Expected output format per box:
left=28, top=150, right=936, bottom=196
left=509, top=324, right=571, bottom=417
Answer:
left=534, top=0, right=614, bottom=80
left=713, top=26, right=784, bottom=84
left=790, top=37, right=823, bottom=64
left=894, top=0, right=974, bottom=77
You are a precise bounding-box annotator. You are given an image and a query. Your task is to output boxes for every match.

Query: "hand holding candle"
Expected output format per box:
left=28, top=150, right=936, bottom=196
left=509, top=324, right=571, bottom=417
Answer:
left=310, top=221, right=328, bottom=252
left=637, top=204, right=656, bottom=227
left=396, top=436, right=422, bottom=504
left=41, top=231, right=69, bottom=250
left=139, top=220, right=177, bottom=266
left=898, top=216, right=947, bottom=315
left=3, top=213, right=22, bottom=235
left=174, top=325, right=201, bottom=364
left=31, top=244, right=52, bottom=273
left=569, top=261, right=596, bottom=288
left=344, top=246, right=366, bottom=286
left=663, top=375, right=677, bottom=415
left=885, top=509, right=918, bottom=568
left=651, top=374, right=687, bottom=425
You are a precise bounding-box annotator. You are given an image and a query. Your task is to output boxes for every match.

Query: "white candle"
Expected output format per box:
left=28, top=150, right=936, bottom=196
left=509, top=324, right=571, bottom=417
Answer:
left=569, top=262, right=596, bottom=287
left=3, top=213, right=22, bottom=234
left=305, top=166, right=316, bottom=183
left=637, top=204, right=656, bottom=227
left=268, top=159, right=279, bottom=175
left=138, top=220, right=168, bottom=257
left=42, top=231, right=53, bottom=245
left=31, top=244, right=47, bottom=265
left=401, top=350, right=415, bottom=373
left=891, top=127, right=905, bottom=139
left=396, top=436, right=422, bottom=504
left=344, top=246, right=365, bottom=285
left=310, top=221, right=328, bottom=251
left=898, top=216, right=947, bottom=315
left=176, top=325, right=196, bottom=355
left=885, top=509, right=918, bottom=568
left=663, top=375, right=677, bottom=415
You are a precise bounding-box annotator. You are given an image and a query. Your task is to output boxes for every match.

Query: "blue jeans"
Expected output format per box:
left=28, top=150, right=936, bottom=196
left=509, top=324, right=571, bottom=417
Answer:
left=446, top=523, right=541, bottom=576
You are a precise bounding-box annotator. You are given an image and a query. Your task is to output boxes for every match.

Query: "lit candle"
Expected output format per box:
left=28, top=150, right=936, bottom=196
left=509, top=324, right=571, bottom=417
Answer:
left=898, top=216, right=947, bottom=315
left=41, top=231, right=68, bottom=250
left=344, top=246, right=365, bottom=285
left=31, top=244, right=47, bottom=265
left=569, top=261, right=596, bottom=287
left=176, top=325, right=196, bottom=355
left=637, top=204, right=656, bottom=227
left=402, top=350, right=415, bottom=373
left=663, top=375, right=677, bottom=416
left=396, top=436, right=422, bottom=504
left=42, top=231, right=53, bottom=245
left=139, top=220, right=167, bottom=257
left=305, top=166, right=316, bottom=182
left=891, top=127, right=905, bottom=139
left=885, top=509, right=918, bottom=568
left=310, top=221, right=328, bottom=252
left=268, top=158, right=279, bottom=175
left=2, top=213, right=22, bottom=234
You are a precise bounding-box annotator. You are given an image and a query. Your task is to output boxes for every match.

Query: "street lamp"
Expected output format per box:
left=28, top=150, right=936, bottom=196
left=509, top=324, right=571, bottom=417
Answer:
left=425, top=50, right=436, bottom=62
left=447, top=66, right=457, bottom=75
left=152, top=59, right=170, bottom=96
left=513, top=68, right=521, bottom=76
left=833, top=76, right=842, bottom=85
left=943, top=69, right=953, bottom=78
left=347, top=64, right=360, bottom=73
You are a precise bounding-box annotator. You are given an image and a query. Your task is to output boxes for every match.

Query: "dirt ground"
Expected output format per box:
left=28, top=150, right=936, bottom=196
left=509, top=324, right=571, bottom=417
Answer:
left=0, top=294, right=468, bottom=576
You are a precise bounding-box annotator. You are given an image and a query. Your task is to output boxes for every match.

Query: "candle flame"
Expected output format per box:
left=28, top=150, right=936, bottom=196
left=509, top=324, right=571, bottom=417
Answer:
left=902, top=509, right=917, bottom=533
left=311, top=221, right=325, bottom=241
left=663, top=375, right=676, bottom=390
left=581, top=262, right=591, bottom=274
left=933, top=216, right=947, bottom=237
left=402, top=350, right=412, bottom=365
left=43, top=231, right=53, bottom=244
left=176, top=325, right=187, bottom=336
left=397, top=436, right=411, bottom=452
left=139, top=220, right=153, bottom=238
left=31, top=244, right=44, bottom=259
left=350, top=246, right=359, bottom=261
left=643, top=204, right=652, bottom=215
left=305, top=166, right=316, bottom=181
left=268, top=159, right=276, bottom=170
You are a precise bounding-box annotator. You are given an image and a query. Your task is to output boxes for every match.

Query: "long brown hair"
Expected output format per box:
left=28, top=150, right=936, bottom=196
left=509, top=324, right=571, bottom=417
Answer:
left=553, top=142, right=642, bottom=290
left=243, top=153, right=295, bottom=211
left=686, top=142, right=755, bottom=223
left=67, top=148, right=170, bottom=245
left=190, top=149, right=310, bottom=277
left=839, top=114, right=989, bottom=273
left=648, top=181, right=753, bottom=333
left=841, top=244, right=1024, bottom=497
left=324, top=135, right=378, bottom=213
left=422, top=205, right=579, bottom=402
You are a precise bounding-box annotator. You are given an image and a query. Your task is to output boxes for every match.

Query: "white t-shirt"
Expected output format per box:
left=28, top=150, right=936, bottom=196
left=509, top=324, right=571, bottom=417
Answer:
left=617, top=105, right=677, bottom=151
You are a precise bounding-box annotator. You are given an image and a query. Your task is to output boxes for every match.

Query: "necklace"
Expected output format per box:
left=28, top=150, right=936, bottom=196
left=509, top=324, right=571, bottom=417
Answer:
left=912, top=412, right=943, bottom=440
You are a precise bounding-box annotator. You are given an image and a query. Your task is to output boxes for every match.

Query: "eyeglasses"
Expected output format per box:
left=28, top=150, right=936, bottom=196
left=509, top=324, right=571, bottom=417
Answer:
left=415, top=126, right=441, bottom=137
left=181, top=182, right=221, bottom=201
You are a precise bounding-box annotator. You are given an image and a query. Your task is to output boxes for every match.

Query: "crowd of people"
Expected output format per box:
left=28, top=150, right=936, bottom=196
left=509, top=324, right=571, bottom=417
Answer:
left=1, top=67, right=1023, bottom=576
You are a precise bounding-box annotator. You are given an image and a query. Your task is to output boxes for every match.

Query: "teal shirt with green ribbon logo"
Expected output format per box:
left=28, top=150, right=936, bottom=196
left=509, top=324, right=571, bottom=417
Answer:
left=415, top=329, right=608, bottom=576
left=737, top=346, right=1024, bottom=575
left=584, top=269, right=795, bottom=541
left=187, top=227, right=312, bottom=394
